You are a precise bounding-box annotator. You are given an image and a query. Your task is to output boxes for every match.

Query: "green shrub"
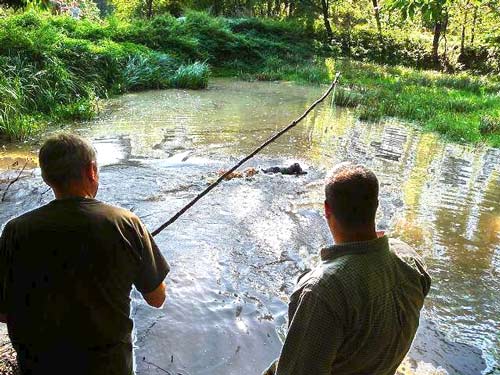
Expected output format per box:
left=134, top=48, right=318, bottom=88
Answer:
left=122, top=52, right=177, bottom=91
left=332, top=87, right=365, bottom=107
left=113, top=15, right=201, bottom=60
left=170, top=61, right=210, bottom=89
left=479, top=115, right=500, bottom=135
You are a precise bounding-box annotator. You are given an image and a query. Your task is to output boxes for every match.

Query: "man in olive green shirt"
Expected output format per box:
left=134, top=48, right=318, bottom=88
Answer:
left=0, top=134, right=169, bottom=375
left=264, top=162, right=431, bottom=375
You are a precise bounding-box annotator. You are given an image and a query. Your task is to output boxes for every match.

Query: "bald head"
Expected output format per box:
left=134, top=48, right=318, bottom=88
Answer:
left=325, top=162, right=379, bottom=229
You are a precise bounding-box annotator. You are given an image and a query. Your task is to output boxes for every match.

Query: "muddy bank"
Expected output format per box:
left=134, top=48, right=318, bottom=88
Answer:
left=0, top=320, right=487, bottom=375
left=0, top=157, right=491, bottom=375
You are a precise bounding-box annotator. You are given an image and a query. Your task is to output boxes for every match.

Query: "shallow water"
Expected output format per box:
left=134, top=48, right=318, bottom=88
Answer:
left=0, top=78, right=499, bottom=374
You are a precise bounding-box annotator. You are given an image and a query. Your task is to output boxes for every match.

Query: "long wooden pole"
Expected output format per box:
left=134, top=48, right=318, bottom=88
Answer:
left=152, top=73, right=341, bottom=237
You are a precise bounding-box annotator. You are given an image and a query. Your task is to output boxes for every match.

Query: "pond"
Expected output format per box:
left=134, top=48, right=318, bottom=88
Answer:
left=1, top=78, right=499, bottom=375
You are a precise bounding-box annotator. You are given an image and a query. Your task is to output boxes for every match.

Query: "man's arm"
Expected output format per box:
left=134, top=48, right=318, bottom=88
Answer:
left=273, top=289, right=344, bottom=375
left=142, top=281, right=166, bottom=308
left=0, top=222, right=12, bottom=322
left=133, top=219, right=170, bottom=308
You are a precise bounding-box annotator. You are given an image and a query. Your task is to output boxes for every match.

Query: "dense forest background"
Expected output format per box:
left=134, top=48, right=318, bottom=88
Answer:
left=113, top=0, right=500, bottom=73
left=4, top=0, right=500, bottom=72
left=1, top=0, right=499, bottom=145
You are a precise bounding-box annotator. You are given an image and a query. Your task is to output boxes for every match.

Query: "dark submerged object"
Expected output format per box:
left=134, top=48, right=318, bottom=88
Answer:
left=263, top=163, right=307, bottom=175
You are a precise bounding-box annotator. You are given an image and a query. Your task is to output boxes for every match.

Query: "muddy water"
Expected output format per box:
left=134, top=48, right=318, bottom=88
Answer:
left=0, top=78, right=499, bottom=375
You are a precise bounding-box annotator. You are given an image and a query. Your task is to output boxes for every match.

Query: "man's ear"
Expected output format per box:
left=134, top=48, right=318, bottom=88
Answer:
left=324, top=200, right=332, bottom=219
left=85, top=161, right=98, bottom=182
left=91, top=161, right=99, bottom=182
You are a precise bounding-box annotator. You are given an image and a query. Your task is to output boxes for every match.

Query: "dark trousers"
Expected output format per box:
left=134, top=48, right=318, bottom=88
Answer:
left=13, top=342, right=133, bottom=375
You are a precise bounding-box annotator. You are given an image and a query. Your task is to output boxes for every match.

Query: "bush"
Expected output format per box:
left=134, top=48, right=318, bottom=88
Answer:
left=170, top=61, right=210, bottom=89
left=328, top=27, right=433, bottom=69
left=333, top=87, right=365, bottom=107
left=0, top=11, right=211, bottom=140
left=479, top=115, right=500, bottom=135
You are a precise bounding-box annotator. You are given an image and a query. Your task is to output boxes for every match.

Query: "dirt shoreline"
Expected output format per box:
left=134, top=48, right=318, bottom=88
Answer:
left=0, top=318, right=486, bottom=375
left=0, top=342, right=17, bottom=375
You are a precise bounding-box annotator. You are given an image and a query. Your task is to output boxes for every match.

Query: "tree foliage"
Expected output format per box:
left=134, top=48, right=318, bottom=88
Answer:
left=2, top=0, right=499, bottom=72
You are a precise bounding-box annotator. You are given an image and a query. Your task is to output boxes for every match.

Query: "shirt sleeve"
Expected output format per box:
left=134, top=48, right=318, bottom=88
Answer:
left=414, top=257, right=432, bottom=297
left=389, top=238, right=432, bottom=296
left=133, top=220, right=170, bottom=294
left=0, top=222, right=12, bottom=313
left=275, top=288, right=343, bottom=375
left=262, top=360, right=277, bottom=375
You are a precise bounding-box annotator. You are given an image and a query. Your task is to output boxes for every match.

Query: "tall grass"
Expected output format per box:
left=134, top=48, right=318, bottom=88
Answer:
left=122, top=52, right=178, bottom=91
left=0, top=55, right=50, bottom=140
left=171, top=61, right=210, bottom=89
left=335, top=60, right=500, bottom=146
left=332, top=87, right=365, bottom=107
left=237, top=57, right=500, bottom=146
left=0, top=12, right=215, bottom=140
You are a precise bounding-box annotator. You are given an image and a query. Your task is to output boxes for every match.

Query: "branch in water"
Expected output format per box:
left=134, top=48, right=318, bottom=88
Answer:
left=141, top=357, right=173, bottom=374
left=1, top=160, right=29, bottom=202
left=151, top=73, right=342, bottom=237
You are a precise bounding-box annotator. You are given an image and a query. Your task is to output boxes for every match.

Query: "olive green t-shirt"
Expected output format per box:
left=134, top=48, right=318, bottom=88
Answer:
left=0, top=197, right=169, bottom=373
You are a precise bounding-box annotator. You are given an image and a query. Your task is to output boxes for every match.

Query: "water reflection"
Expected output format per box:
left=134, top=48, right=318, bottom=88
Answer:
left=0, top=79, right=498, bottom=374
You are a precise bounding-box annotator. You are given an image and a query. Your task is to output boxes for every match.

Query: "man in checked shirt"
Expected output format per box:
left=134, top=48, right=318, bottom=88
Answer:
left=263, top=162, right=431, bottom=375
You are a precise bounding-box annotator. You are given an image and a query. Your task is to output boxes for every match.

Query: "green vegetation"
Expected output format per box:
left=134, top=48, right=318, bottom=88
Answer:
left=237, top=58, right=500, bottom=146
left=0, top=11, right=211, bottom=140
left=0, top=2, right=499, bottom=146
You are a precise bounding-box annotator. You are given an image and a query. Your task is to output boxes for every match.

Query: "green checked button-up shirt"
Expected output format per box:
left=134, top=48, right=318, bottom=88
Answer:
left=265, top=235, right=431, bottom=375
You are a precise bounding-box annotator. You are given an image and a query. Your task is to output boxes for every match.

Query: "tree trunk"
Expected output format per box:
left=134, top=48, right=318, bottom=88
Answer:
left=442, top=13, right=449, bottom=61
left=371, top=0, right=383, bottom=40
left=288, top=0, right=295, bottom=17
left=145, top=0, right=153, bottom=18
left=470, top=5, right=478, bottom=46
left=274, top=0, right=280, bottom=15
left=432, top=21, right=442, bottom=68
left=320, top=0, right=333, bottom=41
left=460, top=2, right=469, bottom=56
left=211, top=0, right=220, bottom=15
left=460, top=17, right=466, bottom=55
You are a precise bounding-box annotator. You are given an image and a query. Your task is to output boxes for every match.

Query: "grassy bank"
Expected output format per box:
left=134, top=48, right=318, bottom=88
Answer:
left=0, top=11, right=212, bottom=140
left=232, top=58, right=500, bottom=146
left=0, top=11, right=499, bottom=146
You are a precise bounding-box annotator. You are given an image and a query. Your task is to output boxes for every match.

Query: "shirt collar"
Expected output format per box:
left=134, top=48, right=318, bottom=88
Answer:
left=320, top=235, right=389, bottom=261
left=50, top=197, right=98, bottom=204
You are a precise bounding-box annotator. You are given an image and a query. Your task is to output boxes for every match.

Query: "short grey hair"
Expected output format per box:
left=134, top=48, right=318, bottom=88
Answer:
left=39, top=133, right=96, bottom=188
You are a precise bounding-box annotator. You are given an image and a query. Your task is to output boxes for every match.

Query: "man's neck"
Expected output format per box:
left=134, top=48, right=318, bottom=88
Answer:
left=54, top=187, right=93, bottom=200
left=332, top=228, right=378, bottom=245
left=55, top=193, right=92, bottom=200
